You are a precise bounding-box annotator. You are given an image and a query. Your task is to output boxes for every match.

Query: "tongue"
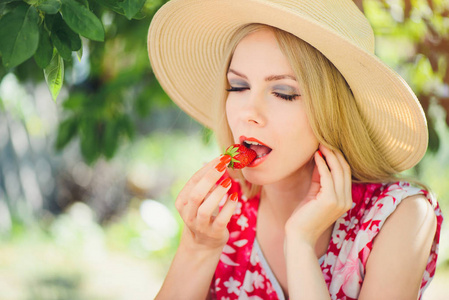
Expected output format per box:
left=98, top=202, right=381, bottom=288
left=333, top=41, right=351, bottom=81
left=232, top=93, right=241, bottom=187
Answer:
left=249, top=144, right=271, bottom=157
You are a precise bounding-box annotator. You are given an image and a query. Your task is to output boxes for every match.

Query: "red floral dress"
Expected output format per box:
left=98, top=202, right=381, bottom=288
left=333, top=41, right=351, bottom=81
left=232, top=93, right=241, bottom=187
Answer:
left=210, top=177, right=443, bottom=300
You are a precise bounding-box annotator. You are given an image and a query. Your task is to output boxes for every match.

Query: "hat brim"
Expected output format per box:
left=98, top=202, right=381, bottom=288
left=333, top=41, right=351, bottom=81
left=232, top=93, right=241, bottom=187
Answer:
left=148, top=0, right=428, bottom=171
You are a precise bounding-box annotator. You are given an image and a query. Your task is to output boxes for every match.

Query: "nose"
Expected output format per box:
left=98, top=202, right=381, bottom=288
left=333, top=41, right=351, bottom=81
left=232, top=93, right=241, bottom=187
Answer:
left=241, top=91, right=266, bottom=126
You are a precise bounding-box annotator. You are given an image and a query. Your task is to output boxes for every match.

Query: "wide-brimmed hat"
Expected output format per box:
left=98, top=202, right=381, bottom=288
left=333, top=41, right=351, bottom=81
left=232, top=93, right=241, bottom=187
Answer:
left=147, top=0, right=428, bottom=171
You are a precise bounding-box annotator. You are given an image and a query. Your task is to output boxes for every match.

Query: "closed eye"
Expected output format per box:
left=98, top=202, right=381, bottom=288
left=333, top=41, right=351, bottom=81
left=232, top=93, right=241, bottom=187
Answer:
left=273, top=92, right=300, bottom=101
left=226, top=87, right=249, bottom=92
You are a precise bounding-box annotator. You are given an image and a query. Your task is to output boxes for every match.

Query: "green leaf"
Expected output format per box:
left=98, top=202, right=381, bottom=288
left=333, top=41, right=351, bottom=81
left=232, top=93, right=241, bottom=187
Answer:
left=62, top=93, right=87, bottom=111
left=36, top=0, right=61, bottom=14
left=94, top=0, right=146, bottom=19
left=0, top=4, right=39, bottom=68
left=202, top=127, right=213, bottom=144
left=80, top=119, right=101, bottom=164
left=44, top=50, right=64, bottom=101
left=56, top=117, right=78, bottom=150
left=51, top=35, right=71, bottom=60
left=49, top=13, right=81, bottom=60
left=103, top=121, right=119, bottom=159
left=119, top=115, right=134, bottom=140
left=0, top=0, right=20, bottom=10
left=60, top=0, right=104, bottom=41
left=34, top=25, right=53, bottom=68
left=1, top=0, right=24, bottom=15
left=76, top=44, right=83, bottom=61
left=44, top=13, right=56, bottom=31
left=118, top=0, right=146, bottom=20
left=428, top=117, right=440, bottom=153
left=0, top=66, right=6, bottom=83
left=131, top=11, right=146, bottom=20
left=93, top=0, right=124, bottom=15
left=134, top=88, right=152, bottom=117
left=74, top=0, right=89, bottom=8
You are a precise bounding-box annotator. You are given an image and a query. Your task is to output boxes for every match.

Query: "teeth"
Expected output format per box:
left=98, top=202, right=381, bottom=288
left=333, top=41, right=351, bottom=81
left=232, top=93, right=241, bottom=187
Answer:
left=257, top=153, right=267, bottom=158
left=244, top=140, right=261, bottom=146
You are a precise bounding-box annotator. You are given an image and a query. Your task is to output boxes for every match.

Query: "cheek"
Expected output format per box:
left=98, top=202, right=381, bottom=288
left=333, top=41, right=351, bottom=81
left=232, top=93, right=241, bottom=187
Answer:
left=225, top=97, right=238, bottom=130
left=225, top=99, right=232, bottom=127
left=279, top=111, right=318, bottom=149
left=225, top=98, right=231, bottom=120
left=225, top=105, right=237, bottom=141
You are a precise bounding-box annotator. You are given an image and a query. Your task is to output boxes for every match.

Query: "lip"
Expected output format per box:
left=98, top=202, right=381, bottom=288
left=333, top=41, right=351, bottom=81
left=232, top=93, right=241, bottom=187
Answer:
left=239, top=136, right=272, bottom=167
left=248, top=153, right=270, bottom=167
left=239, top=136, right=271, bottom=148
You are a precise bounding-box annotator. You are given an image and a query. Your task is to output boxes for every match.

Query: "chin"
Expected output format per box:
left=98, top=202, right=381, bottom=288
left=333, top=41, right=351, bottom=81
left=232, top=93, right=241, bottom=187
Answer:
left=241, top=168, right=280, bottom=186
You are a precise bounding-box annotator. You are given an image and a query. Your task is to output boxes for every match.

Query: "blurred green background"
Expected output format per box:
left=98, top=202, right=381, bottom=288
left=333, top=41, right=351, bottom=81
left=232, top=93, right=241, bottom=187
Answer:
left=0, top=0, right=448, bottom=299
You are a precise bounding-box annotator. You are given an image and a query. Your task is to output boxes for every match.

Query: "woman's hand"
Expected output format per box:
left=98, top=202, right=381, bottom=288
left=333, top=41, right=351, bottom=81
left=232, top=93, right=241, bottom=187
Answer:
left=156, top=155, right=238, bottom=300
left=285, top=144, right=352, bottom=246
left=175, top=155, right=238, bottom=251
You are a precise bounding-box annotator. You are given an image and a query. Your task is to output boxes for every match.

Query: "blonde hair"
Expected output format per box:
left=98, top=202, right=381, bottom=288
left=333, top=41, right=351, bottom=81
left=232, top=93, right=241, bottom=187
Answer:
left=213, top=24, right=403, bottom=198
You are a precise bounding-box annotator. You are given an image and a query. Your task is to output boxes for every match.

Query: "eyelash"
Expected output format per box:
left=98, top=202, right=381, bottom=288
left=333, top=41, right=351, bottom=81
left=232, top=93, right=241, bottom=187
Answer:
left=273, top=92, right=299, bottom=101
left=226, top=87, right=248, bottom=92
left=226, top=87, right=299, bottom=101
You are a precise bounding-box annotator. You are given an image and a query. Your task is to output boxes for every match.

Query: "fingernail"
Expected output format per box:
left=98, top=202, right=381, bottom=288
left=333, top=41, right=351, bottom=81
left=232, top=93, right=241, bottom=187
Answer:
left=220, top=178, right=232, bottom=188
left=230, top=192, right=238, bottom=202
left=220, top=155, right=232, bottom=163
left=317, top=150, right=323, bottom=158
left=215, top=161, right=227, bottom=172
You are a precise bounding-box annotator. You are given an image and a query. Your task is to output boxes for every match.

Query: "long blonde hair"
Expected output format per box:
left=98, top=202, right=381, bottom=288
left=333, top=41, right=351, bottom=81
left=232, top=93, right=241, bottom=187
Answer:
left=213, top=24, right=403, bottom=198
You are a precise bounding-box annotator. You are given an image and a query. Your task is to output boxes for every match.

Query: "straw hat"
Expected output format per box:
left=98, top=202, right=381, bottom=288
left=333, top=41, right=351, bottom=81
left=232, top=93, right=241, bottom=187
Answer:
left=147, top=0, right=428, bottom=171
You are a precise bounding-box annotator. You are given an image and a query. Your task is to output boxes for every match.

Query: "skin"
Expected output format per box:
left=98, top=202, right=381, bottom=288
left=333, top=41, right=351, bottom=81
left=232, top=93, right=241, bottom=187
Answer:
left=155, top=29, right=437, bottom=300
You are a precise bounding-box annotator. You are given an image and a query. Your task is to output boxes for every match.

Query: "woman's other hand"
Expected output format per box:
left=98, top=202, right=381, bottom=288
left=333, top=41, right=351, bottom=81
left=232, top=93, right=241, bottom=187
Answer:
left=175, top=155, right=239, bottom=251
left=285, top=144, right=352, bottom=246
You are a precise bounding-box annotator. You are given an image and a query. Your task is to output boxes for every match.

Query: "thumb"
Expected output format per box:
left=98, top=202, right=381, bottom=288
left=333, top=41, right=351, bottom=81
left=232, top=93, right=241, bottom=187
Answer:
left=311, top=161, right=320, bottom=185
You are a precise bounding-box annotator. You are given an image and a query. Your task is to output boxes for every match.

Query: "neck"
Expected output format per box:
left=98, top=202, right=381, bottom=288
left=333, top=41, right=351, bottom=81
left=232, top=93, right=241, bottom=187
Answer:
left=260, top=159, right=315, bottom=225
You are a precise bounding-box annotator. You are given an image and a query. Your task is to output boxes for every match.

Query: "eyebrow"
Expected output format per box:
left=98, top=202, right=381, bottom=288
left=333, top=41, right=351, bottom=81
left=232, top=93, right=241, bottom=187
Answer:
left=228, top=68, right=297, bottom=82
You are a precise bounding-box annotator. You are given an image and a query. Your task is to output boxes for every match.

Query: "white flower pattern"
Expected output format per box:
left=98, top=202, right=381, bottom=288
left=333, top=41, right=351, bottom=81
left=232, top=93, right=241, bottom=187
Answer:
left=237, top=215, right=249, bottom=231
left=234, top=201, right=242, bottom=215
left=224, top=277, right=241, bottom=295
left=242, top=271, right=255, bottom=293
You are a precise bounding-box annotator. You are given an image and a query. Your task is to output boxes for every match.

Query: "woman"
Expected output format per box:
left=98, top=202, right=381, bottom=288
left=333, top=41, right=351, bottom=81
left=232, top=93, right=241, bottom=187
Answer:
left=147, top=1, right=443, bottom=299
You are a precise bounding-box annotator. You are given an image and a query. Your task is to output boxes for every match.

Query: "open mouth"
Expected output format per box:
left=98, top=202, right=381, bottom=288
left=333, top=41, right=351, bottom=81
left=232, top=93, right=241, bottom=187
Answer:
left=242, top=139, right=272, bottom=159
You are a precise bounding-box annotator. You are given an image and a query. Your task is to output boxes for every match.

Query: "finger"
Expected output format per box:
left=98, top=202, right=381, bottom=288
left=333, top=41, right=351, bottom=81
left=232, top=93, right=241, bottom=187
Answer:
left=310, top=160, right=321, bottom=184
left=319, top=145, right=344, bottom=200
left=196, top=178, right=233, bottom=226
left=177, top=155, right=230, bottom=208
left=213, top=192, right=239, bottom=230
left=183, top=157, right=232, bottom=222
left=334, top=151, right=352, bottom=209
left=324, top=147, right=351, bottom=213
left=314, top=150, right=334, bottom=192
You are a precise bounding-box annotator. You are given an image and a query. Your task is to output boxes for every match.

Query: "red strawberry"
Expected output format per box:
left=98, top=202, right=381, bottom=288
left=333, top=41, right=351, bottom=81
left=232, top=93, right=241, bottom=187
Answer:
left=224, top=144, right=257, bottom=169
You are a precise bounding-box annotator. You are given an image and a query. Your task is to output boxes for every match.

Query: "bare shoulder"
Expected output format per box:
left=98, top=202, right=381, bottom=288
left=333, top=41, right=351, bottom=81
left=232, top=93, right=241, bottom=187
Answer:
left=390, top=194, right=437, bottom=229
left=359, top=194, right=437, bottom=300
